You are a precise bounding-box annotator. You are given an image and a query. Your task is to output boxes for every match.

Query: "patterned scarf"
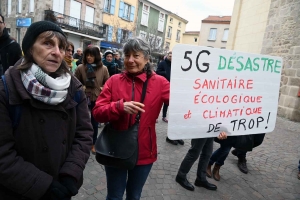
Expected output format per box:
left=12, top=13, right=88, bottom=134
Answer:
left=85, top=63, right=97, bottom=88
left=21, top=63, right=71, bottom=105
left=64, top=56, right=73, bottom=69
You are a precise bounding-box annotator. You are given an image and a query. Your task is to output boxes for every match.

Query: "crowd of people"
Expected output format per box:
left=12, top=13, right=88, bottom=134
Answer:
left=0, top=17, right=299, bottom=200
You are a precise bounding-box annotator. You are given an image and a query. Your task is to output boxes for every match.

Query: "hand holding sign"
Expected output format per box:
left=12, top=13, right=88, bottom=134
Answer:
left=168, top=44, right=282, bottom=139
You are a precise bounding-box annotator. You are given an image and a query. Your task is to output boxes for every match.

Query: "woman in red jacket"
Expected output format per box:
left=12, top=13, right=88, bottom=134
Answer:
left=92, top=38, right=170, bottom=200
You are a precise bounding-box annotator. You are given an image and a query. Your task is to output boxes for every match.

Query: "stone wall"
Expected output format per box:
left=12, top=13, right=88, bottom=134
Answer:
left=261, top=0, right=300, bottom=121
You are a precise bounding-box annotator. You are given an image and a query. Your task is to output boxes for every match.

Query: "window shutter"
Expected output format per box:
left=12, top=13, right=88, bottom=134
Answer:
left=130, top=6, right=135, bottom=22
left=128, top=31, right=133, bottom=39
left=110, top=0, right=116, bottom=14
left=108, top=26, right=113, bottom=41
left=29, top=0, right=34, bottom=13
left=118, top=1, right=124, bottom=18
left=117, top=28, right=122, bottom=43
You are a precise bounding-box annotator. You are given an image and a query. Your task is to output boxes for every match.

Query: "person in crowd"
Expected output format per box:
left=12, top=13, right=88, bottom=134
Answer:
left=0, top=20, right=93, bottom=199
left=92, top=38, right=170, bottom=200
left=75, top=46, right=109, bottom=154
left=156, top=51, right=183, bottom=145
left=157, top=55, right=164, bottom=65
left=114, top=51, right=124, bottom=70
left=73, top=47, right=83, bottom=60
left=207, top=133, right=265, bottom=181
left=176, top=132, right=227, bottom=191
left=102, top=49, right=120, bottom=76
left=64, top=41, right=77, bottom=73
left=0, top=14, right=22, bottom=76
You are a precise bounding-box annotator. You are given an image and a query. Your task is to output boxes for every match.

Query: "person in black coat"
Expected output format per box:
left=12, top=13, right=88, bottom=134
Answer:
left=0, top=14, right=22, bottom=76
left=156, top=51, right=184, bottom=146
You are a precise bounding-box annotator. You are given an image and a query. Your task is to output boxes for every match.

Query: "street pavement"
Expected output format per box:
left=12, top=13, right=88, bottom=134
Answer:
left=74, top=116, right=300, bottom=200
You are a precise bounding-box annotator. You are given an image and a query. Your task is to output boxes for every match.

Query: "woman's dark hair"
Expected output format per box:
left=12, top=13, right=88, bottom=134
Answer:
left=123, top=37, right=153, bottom=78
left=67, top=41, right=74, bottom=55
left=82, top=46, right=103, bottom=69
left=18, top=31, right=70, bottom=76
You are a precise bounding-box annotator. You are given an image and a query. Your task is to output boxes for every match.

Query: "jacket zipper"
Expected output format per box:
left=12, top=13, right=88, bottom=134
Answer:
left=128, top=78, right=135, bottom=128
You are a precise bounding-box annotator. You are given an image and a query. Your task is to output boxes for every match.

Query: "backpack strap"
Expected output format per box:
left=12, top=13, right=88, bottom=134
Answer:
left=1, top=75, right=22, bottom=128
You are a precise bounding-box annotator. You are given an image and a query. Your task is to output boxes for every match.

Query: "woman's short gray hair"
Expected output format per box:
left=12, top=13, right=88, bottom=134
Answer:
left=123, top=37, right=151, bottom=59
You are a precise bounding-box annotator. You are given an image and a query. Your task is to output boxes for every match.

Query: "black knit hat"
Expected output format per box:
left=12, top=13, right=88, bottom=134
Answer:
left=22, top=21, right=66, bottom=53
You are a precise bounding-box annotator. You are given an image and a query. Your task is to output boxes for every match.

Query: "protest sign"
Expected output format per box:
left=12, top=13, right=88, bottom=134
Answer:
left=168, top=44, right=282, bottom=139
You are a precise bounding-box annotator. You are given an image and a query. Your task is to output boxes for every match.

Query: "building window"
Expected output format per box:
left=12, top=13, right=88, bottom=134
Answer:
left=221, top=47, right=226, bottom=49
left=158, top=12, right=165, bottom=32
left=118, top=2, right=135, bottom=21
left=169, top=18, right=173, bottom=23
left=29, top=0, right=34, bottom=13
left=222, top=28, right=229, bottom=42
left=53, top=0, right=65, bottom=14
left=167, top=26, right=172, bottom=38
left=7, top=0, right=12, bottom=15
left=176, top=30, right=181, bottom=41
left=104, top=0, right=115, bottom=14
left=85, top=6, right=94, bottom=27
left=117, top=28, right=130, bottom=43
left=178, top=22, right=181, bottom=27
left=165, top=42, right=170, bottom=52
left=139, top=30, right=147, bottom=39
left=208, top=28, right=217, bottom=41
left=17, top=0, right=22, bottom=14
left=141, top=3, right=149, bottom=26
left=123, top=3, right=130, bottom=20
left=194, top=37, right=198, bottom=42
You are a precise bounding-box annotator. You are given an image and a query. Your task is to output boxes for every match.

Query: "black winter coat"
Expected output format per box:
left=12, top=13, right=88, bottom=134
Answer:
left=0, top=28, right=22, bottom=75
left=0, top=63, right=93, bottom=200
left=156, top=58, right=171, bottom=82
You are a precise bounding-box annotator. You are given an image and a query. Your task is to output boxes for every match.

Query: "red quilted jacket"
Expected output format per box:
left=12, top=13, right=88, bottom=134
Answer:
left=92, top=71, right=170, bottom=165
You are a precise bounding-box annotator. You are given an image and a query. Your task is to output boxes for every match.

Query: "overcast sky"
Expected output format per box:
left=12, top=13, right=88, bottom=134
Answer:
left=148, top=0, right=235, bottom=31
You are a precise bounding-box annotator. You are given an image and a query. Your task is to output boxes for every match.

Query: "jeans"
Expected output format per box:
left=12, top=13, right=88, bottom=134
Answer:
left=105, top=164, right=153, bottom=200
left=162, top=103, right=168, bottom=118
left=209, top=145, right=232, bottom=166
left=209, top=142, right=248, bottom=166
left=177, top=138, right=213, bottom=181
left=298, top=160, right=300, bottom=171
left=89, top=101, right=98, bottom=145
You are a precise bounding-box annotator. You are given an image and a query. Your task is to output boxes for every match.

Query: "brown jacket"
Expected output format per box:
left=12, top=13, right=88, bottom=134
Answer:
left=0, top=64, right=93, bottom=200
left=75, top=64, right=109, bottom=102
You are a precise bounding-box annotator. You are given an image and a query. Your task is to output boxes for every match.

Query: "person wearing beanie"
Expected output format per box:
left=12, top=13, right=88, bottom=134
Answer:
left=0, top=14, right=22, bottom=76
left=75, top=46, right=110, bottom=154
left=0, top=20, right=93, bottom=199
left=102, top=49, right=120, bottom=76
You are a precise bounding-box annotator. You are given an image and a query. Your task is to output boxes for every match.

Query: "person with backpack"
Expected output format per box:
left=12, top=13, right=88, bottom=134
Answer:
left=0, top=21, right=93, bottom=199
left=0, top=14, right=22, bottom=76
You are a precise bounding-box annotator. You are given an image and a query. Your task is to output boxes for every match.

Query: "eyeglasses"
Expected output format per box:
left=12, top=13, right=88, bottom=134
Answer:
left=66, top=49, right=73, bottom=52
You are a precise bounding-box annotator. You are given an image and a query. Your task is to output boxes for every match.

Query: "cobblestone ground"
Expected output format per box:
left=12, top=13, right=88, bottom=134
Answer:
left=74, top=116, right=300, bottom=200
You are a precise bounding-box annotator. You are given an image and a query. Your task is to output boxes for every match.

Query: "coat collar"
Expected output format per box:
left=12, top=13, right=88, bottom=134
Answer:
left=123, top=71, right=157, bottom=82
left=5, top=60, right=82, bottom=110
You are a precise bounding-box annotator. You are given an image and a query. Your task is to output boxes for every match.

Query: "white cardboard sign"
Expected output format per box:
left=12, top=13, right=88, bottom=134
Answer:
left=168, top=44, right=282, bottom=139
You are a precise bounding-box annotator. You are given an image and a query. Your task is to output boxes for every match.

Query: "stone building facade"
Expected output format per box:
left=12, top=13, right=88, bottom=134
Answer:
left=228, top=0, right=300, bottom=122
left=1, top=0, right=105, bottom=51
left=261, top=0, right=300, bottom=121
